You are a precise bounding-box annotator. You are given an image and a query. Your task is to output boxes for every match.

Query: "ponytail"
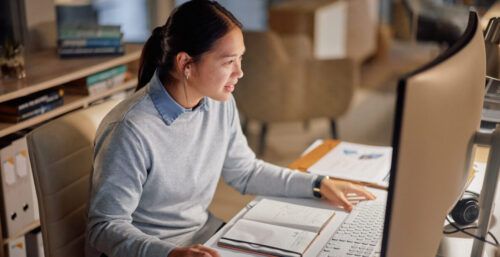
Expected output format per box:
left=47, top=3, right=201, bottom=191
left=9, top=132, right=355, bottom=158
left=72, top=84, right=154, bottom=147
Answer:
left=137, top=27, right=165, bottom=91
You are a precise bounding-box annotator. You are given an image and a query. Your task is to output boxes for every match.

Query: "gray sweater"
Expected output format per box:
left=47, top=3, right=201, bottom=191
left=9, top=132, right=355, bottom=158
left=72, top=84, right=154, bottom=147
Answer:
left=85, top=73, right=317, bottom=257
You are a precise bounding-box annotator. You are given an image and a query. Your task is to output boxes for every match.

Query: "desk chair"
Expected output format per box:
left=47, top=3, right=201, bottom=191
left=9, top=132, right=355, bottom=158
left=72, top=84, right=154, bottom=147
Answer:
left=27, top=100, right=120, bottom=257
left=235, top=31, right=355, bottom=155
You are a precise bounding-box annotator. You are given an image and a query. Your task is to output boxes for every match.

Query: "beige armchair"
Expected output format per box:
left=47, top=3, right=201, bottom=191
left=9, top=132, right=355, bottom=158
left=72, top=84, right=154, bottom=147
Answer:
left=235, top=31, right=356, bottom=155
left=27, top=100, right=119, bottom=257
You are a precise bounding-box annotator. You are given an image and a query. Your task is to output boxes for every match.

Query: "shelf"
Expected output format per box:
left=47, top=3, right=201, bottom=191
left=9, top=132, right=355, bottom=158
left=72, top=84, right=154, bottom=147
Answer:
left=2, top=220, right=40, bottom=245
left=0, top=44, right=142, bottom=104
left=0, top=78, right=137, bottom=137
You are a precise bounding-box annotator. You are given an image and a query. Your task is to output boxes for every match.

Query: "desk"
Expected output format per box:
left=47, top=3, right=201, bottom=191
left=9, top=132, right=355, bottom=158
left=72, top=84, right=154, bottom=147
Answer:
left=205, top=146, right=499, bottom=257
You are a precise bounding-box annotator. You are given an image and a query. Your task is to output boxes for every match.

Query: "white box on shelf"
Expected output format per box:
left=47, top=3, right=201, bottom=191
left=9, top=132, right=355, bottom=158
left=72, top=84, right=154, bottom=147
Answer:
left=12, top=136, right=40, bottom=221
left=1, top=141, right=37, bottom=238
left=8, top=236, right=27, bottom=257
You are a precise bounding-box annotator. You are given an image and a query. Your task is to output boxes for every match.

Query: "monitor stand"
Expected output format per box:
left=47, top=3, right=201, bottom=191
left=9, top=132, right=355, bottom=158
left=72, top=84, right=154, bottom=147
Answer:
left=471, top=125, right=500, bottom=256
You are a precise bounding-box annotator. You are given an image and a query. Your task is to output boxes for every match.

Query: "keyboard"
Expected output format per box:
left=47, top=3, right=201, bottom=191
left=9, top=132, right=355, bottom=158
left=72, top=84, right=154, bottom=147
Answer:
left=317, top=200, right=386, bottom=257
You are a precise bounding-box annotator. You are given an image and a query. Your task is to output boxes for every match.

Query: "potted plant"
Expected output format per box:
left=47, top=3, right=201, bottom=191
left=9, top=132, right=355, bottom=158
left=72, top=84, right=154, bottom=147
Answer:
left=0, top=39, right=26, bottom=80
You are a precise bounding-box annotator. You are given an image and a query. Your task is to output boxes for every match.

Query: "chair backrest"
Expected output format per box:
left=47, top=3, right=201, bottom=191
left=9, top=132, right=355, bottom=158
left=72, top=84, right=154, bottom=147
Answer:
left=27, top=100, right=119, bottom=257
left=235, top=31, right=309, bottom=122
left=235, top=30, right=354, bottom=123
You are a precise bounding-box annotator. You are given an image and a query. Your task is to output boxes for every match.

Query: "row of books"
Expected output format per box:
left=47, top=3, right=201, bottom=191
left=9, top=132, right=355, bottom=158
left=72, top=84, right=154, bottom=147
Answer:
left=65, top=65, right=128, bottom=96
left=0, top=64, right=128, bottom=124
left=0, top=89, right=64, bottom=123
left=57, top=25, right=124, bottom=58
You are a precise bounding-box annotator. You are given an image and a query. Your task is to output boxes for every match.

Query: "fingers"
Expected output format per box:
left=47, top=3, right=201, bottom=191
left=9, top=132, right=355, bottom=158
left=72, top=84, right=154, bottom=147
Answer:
left=336, top=191, right=354, bottom=212
left=193, top=244, right=220, bottom=257
left=346, top=184, right=376, bottom=200
left=170, top=245, right=220, bottom=257
left=321, top=180, right=377, bottom=212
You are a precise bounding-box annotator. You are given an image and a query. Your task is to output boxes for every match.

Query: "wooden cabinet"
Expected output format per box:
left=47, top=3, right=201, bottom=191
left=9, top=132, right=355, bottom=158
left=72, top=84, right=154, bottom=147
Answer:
left=0, top=43, right=143, bottom=256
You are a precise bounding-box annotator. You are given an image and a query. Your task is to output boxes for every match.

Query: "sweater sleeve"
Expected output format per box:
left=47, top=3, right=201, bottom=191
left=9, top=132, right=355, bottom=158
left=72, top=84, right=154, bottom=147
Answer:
left=221, top=96, right=317, bottom=198
left=86, top=121, right=176, bottom=257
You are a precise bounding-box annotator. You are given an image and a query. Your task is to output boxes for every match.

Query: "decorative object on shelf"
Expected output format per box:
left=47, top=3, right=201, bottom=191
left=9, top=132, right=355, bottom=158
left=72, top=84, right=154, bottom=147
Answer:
left=0, top=40, right=26, bottom=80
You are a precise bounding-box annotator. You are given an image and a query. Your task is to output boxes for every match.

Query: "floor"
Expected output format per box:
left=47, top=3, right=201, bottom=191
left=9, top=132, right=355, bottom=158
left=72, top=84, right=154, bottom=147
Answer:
left=208, top=40, right=441, bottom=222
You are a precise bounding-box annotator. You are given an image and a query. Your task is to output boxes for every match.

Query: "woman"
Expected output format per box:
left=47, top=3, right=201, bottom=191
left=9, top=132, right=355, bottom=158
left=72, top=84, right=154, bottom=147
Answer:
left=86, top=1, right=375, bottom=257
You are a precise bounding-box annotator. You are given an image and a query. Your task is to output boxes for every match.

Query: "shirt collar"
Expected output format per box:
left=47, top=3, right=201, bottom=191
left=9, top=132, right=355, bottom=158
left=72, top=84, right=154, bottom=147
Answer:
left=149, top=71, right=209, bottom=125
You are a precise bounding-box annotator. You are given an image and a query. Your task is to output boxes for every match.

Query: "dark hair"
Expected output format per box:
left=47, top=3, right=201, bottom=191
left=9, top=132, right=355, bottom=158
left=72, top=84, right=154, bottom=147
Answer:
left=136, top=0, right=243, bottom=91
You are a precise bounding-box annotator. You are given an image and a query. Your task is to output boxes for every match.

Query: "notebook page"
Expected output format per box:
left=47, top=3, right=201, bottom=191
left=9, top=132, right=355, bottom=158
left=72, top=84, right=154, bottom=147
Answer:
left=220, top=219, right=316, bottom=256
left=243, top=199, right=335, bottom=233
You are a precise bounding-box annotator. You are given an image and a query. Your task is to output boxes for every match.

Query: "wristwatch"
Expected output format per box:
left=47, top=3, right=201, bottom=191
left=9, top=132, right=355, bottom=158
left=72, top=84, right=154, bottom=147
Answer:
left=313, top=175, right=329, bottom=198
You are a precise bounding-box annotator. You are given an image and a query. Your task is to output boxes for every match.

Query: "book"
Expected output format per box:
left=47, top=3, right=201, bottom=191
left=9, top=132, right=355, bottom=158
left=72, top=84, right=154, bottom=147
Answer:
left=65, top=72, right=127, bottom=96
left=58, top=25, right=122, bottom=39
left=58, top=37, right=122, bottom=48
left=85, top=65, right=127, bottom=85
left=65, top=65, right=128, bottom=95
left=58, top=46, right=124, bottom=57
left=0, top=98, right=64, bottom=123
left=218, top=199, right=335, bottom=257
left=290, top=140, right=392, bottom=189
left=0, top=89, right=64, bottom=116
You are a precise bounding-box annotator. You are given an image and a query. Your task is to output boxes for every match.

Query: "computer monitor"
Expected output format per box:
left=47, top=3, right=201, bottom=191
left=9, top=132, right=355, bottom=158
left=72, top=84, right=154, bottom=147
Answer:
left=381, top=11, right=486, bottom=257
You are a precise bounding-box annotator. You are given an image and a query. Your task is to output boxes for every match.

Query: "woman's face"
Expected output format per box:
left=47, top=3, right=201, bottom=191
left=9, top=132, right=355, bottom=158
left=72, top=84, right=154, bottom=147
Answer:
left=188, top=28, right=245, bottom=102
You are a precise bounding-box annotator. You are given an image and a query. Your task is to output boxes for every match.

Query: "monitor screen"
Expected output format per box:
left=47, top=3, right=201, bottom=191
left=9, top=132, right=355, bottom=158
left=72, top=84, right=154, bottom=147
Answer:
left=381, top=11, right=486, bottom=257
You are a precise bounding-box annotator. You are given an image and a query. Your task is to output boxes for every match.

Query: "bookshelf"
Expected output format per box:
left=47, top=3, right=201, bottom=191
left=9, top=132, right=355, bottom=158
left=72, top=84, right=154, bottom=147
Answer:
left=0, top=43, right=143, bottom=256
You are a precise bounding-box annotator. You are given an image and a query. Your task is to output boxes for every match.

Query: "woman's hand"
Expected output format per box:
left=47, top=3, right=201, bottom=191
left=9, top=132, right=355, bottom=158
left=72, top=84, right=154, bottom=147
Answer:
left=168, top=244, right=220, bottom=257
left=320, top=178, right=376, bottom=212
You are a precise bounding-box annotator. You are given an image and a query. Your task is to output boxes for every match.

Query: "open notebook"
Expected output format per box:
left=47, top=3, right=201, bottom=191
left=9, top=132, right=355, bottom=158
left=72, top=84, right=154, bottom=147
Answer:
left=218, top=199, right=335, bottom=257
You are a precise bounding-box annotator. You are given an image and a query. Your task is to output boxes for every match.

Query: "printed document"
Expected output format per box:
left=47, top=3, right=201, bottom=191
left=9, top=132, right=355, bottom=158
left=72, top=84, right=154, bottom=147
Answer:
left=308, top=142, right=392, bottom=188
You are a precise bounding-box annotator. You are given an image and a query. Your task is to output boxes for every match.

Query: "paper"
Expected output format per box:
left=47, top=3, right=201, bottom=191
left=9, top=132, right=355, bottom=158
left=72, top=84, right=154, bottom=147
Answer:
left=243, top=199, right=334, bottom=233
left=221, top=219, right=316, bottom=256
left=308, top=142, right=392, bottom=188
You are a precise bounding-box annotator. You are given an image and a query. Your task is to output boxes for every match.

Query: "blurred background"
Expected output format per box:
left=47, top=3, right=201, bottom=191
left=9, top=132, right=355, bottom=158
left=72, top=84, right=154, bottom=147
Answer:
left=1, top=0, right=499, bottom=221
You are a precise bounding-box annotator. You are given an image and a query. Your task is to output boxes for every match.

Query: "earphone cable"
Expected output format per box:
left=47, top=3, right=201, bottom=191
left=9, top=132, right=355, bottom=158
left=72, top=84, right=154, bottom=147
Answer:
left=444, top=217, right=499, bottom=246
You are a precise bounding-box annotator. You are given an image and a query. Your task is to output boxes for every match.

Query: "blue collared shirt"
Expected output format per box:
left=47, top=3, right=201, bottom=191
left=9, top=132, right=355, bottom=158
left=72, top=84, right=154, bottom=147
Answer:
left=148, top=73, right=209, bottom=125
